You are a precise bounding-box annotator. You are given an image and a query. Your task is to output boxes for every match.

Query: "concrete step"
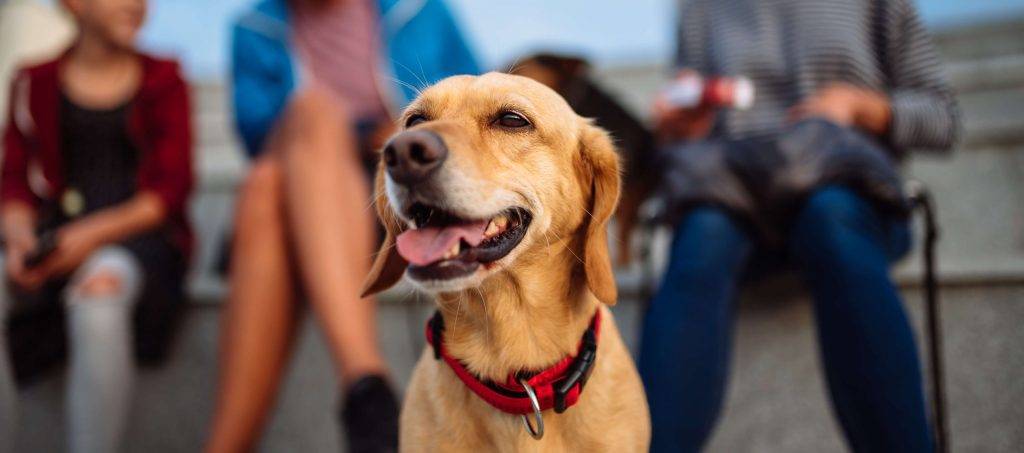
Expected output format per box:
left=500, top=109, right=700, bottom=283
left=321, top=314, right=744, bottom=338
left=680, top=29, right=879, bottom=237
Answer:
left=902, top=145, right=1024, bottom=278
left=194, top=144, right=246, bottom=190
left=958, top=87, right=1024, bottom=148
left=934, top=18, right=1024, bottom=61
left=16, top=282, right=1024, bottom=452
left=948, top=54, right=1024, bottom=94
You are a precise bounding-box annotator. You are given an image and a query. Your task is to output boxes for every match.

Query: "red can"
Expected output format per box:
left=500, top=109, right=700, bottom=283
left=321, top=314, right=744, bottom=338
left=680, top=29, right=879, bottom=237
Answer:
left=661, top=72, right=755, bottom=110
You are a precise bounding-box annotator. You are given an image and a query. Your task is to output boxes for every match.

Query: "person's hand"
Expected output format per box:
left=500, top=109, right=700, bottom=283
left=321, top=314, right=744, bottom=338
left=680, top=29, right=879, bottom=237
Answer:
left=653, top=70, right=718, bottom=143
left=788, top=83, right=891, bottom=136
left=5, top=228, right=38, bottom=290
left=25, top=221, right=104, bottom=283
left=654, top=100, right=717, bottom=143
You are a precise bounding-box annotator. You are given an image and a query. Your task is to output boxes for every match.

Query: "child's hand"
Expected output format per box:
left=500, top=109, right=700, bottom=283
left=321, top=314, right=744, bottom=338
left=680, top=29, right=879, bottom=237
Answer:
left=27, top=222, right=104, bottom=282
left=653, top=99, right=717, bottom=143
left=5, top=230, right=38, bottom=289
left=653, top=70, right=717, bottom=143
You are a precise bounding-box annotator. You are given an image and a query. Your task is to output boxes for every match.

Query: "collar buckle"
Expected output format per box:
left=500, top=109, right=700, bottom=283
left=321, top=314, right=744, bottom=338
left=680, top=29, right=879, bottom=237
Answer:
left=553, top=328, right=598, bottom=413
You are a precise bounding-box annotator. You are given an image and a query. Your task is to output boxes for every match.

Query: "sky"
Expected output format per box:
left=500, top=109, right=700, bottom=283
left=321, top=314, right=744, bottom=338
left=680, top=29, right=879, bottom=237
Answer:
left=126, top=0, right=1024, bottom=81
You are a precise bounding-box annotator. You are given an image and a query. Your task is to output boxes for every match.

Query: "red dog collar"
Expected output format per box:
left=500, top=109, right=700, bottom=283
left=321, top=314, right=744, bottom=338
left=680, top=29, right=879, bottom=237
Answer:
left=425, top=309, right=601, bottom=416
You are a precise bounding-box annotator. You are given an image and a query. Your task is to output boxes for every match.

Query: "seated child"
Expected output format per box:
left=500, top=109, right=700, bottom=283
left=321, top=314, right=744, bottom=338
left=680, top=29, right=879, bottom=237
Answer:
left=0, top=0, right=192, bottom=451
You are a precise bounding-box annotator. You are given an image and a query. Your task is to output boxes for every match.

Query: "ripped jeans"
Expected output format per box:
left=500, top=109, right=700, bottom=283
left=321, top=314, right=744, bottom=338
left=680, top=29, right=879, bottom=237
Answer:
left=0, top=246, right=142, bottom=453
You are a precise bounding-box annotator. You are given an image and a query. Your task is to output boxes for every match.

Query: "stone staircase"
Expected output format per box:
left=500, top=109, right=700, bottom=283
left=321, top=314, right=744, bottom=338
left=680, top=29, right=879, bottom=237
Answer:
left=14, top=18, right=1024, bottom=453
left=184, top=17, right=1024, bottom=302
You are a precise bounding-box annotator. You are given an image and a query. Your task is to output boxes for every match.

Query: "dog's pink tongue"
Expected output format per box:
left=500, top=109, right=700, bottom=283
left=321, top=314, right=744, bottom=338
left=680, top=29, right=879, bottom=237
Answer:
left=396, top=221, right=489, bottom=266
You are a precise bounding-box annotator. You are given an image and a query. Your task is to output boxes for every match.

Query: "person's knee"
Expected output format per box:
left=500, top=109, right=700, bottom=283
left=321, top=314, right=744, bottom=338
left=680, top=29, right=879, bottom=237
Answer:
left=242, top=157, right=283, bottom=201
left=66, top=274, right=137, bottom=346
left=236, top=158, right=284, bottom=221
left=234, top=161, right=288, bottom=261
left=67, top=248, right=142, bottom=304
left=279, top=89, right=352, bottom=158
left=76, top=272, right=124, bottom=298
left=674, top=208, right=747, bottom=269
left=683, top=208, right=741, bottom=236
left=290, top=87, right=351, bottom=125
left=791, top=186, right=875, bottom=262
left=797, top=186, right=865, bottom=229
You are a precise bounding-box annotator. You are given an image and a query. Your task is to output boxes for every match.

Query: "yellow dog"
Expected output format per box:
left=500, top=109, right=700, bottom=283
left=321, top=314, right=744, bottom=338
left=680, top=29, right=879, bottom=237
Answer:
left=362, top=72, right=650, bottom=452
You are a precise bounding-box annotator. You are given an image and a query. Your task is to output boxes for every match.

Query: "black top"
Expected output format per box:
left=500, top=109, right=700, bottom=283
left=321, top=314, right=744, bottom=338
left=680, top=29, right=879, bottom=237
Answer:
left=59, top=92, right=140, bottom=217
left=7, top=94, right=188, bottom=385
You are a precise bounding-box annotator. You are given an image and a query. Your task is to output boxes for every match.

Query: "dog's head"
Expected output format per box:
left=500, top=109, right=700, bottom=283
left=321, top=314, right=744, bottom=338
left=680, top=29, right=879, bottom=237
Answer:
left=361, top=72, right=620, bottom=304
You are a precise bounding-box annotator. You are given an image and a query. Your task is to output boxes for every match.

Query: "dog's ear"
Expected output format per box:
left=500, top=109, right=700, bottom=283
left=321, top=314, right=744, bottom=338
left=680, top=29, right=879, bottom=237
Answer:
left=361, top=171, right=409, bottom=297
left=578, top=121, right=621, bottom=305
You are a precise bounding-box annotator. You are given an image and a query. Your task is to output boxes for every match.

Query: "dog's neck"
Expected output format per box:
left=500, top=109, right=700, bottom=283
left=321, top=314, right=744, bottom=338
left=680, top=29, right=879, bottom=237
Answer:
left=435, top=237, right=599, bottom=382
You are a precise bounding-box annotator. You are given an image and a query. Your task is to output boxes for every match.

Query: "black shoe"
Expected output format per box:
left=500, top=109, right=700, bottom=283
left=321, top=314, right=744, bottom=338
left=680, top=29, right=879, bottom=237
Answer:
left=341, top=374, right=399, bottom=453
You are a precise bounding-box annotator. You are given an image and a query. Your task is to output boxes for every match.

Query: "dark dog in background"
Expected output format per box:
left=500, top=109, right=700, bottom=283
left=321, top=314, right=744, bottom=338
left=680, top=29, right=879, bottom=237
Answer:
left=509, top=53, right=657, bottom=265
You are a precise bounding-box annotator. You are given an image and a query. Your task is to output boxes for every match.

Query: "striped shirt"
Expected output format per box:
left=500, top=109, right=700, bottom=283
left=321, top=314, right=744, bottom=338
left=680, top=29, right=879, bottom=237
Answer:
left=675, top=0, right=959, bottom=153
left=293, top=0, right=390, bottom=122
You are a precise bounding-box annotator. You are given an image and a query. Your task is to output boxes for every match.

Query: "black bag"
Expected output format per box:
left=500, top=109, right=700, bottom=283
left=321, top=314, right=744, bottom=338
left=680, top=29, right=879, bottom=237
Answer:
left=651, top=119, right=908, bottom=243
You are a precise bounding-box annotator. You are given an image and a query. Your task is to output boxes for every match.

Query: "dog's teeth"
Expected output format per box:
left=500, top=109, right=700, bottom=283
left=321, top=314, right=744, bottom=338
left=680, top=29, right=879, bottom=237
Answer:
left=493, top=215, right=509, bottom=230
left=484, top=220, right=500, bottom=238
left=444, top=242, right=460, bottom=259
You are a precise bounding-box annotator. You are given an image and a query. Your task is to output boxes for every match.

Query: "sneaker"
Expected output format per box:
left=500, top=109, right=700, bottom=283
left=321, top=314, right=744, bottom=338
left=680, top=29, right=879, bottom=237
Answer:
left=341, top=374, right=399, bottom=453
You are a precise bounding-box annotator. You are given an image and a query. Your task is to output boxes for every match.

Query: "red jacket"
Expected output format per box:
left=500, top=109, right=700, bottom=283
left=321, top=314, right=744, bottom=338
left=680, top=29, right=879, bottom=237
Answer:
left=2, top=51, right=193, bottom=256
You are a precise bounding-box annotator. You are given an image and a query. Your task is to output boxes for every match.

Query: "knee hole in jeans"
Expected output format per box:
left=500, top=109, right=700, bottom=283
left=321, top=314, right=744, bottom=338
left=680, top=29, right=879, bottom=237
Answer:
left=66, top=247, right=142, bottom=304
left=72, top=270, right=126, bottom=299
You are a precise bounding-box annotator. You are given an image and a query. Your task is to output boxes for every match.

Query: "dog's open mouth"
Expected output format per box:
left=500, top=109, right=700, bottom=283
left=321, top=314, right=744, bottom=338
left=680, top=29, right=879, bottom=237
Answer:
left=396, top=203, right=532, bottom=281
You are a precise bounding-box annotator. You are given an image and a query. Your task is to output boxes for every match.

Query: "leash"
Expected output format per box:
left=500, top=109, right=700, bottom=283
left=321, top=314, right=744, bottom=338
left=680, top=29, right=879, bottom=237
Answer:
left=426, top=309, right=601, bottom=440
left=906, top=181, right=948, bottom=453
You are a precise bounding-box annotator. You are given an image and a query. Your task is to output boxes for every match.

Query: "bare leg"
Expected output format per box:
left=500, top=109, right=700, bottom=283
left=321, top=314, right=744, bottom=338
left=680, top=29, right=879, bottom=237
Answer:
left=277, top=88, right=387, bottom=384
left=206, top=158, right=300, bottom=453
left=206, top=88, right=393, bottom=452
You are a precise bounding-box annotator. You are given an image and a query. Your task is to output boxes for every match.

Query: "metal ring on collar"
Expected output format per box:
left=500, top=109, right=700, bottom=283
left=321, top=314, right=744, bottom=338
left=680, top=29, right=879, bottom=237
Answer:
left=518, top=377, right=544, bottom=440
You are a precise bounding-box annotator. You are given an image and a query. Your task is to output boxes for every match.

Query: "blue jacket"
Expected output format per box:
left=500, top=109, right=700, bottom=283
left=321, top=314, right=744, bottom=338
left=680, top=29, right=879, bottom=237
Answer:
left=231, top=0, right=480, bottom=157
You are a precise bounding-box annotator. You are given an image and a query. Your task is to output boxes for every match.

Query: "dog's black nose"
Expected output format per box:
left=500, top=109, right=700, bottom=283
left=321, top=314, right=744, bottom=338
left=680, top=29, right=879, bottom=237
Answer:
left=382, top=130, right=448, bottom=186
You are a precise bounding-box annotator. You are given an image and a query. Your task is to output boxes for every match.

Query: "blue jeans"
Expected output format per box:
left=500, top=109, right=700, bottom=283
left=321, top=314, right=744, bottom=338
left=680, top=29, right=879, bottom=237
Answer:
left=639, top=186, right=933, bottom=452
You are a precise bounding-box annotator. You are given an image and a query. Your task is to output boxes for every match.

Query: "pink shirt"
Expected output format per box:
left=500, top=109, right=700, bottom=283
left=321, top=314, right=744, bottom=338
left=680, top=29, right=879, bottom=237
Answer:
left=292, top=0, right=390, bottom=122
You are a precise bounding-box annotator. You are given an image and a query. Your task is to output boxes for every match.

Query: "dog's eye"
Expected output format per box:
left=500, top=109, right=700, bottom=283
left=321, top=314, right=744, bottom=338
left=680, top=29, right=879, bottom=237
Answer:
left=405, top=114, right=428, bottom=128
left=495, top=112, right=530, bottom=129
